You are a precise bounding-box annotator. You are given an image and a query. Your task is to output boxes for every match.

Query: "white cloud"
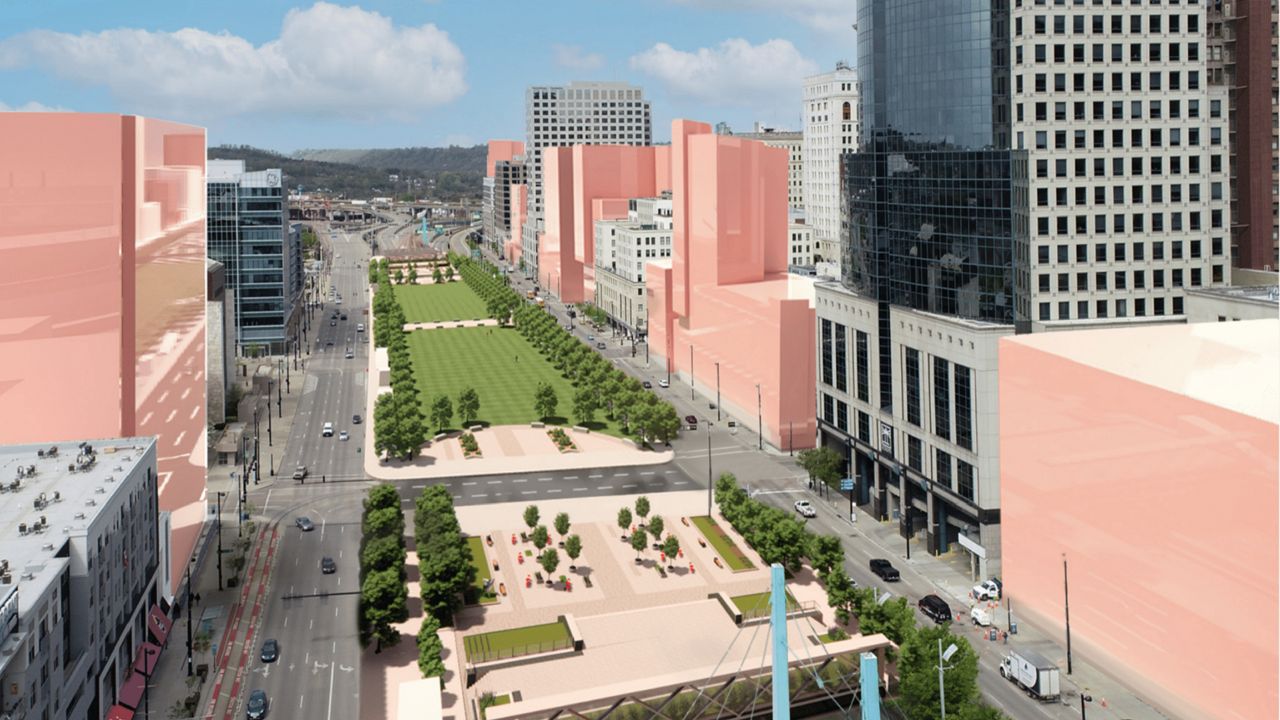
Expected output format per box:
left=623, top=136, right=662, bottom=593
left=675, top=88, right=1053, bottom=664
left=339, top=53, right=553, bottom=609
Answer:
left=552, top=44, right=605, bottom=72
left=670, top=0, right=858, bottom=35
left=0, top=100, right=68, bottom=112
left=629, top=38, right=817, bottom=107
left=0, top=2, right=466, bottom=121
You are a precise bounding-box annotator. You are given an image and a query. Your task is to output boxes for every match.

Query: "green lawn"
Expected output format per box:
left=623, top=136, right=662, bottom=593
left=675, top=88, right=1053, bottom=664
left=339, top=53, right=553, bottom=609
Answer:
left=465, top=536, right=497, bottom=604
left=395, top=282, right=488, bottom=324
left=406, top=326, right=623, bottom=436
left=730, top=590, right=800, bottom=619
left=691, top=516, right=755, bottom=571
left=463, top=620, right=572, bottom=663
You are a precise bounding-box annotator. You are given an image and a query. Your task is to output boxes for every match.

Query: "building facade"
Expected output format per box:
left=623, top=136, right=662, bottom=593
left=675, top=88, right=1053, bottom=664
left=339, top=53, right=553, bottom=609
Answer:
left=0, top=438, right=164, bottom=720
left=206, top=260, right=235, bottom=426
left=207, top=160, right=300, bottom=354
left=482, top=140, right=526, bottom=259
left=789, top=221, right=815, bottom=268
left=734, top=126, right=804, bottom=209
left=594, top=196, right=673, bottom=335
left=803, top=63, right=859, bottom=268
left=522, top=82, right=652, bottom=278
left=1207, top=0, right=1278, bottom=270
left=0, top=113, right=207, bottom=598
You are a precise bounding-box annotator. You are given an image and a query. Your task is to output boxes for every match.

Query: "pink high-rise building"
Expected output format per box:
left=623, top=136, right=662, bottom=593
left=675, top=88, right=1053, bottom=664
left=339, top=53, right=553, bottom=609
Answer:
left=0, top=113, right=208, bottom=598
left=507, top=183, right=527, bottom=266
left=1000, top=320, right=1279, bottom=720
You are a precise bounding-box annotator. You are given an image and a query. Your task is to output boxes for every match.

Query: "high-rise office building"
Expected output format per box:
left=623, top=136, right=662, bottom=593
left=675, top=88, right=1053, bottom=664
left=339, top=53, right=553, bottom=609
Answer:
left=521, top=82, right=652, bottom=278
left=1207, top=0, right=1278, bottom=270
left=207, top=160, right=301, bottom=354
left=803, top=62, right=859, bottom=269
left=817, top=0, right=1232, bottom=577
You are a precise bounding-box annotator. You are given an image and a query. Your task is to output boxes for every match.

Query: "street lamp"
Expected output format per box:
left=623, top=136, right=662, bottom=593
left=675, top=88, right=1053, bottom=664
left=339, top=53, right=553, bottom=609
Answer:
left=689, top=344, right=695, bottom=401
left=937, top=640, right=959, bottom=720
left=714, top=361, right=721, bottom=421
left=215, top=492, right=227, bottom=590
left=706, top=421, right=714, bottom=516
left=1080, top=692, right=1093, bottom=720
left=755, top=383, right=763, bottom=451
left=1063, top=553, right=1073, bottom=675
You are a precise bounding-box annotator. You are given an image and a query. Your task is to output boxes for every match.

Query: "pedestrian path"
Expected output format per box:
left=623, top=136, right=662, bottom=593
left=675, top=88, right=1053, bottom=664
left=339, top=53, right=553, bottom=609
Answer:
left=203, top=526, right=279, bottom=720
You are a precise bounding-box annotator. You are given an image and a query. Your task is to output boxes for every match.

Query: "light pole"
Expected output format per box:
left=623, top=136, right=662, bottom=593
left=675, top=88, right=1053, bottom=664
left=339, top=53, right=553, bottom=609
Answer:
left=1064, top=553, right=1073, bottom=674
left=215, top=492, right=226, bottom=590
left=755, top=383, right=763, bottom=450
left=937, top=640, right=958, bottom=719
left=689, top=344, right=695, bottom=401
left=1081, top=692, right=1093, bottom=720
left=706, top=421, right=714, bottom=516
left=715, top=362, right=721, bottom=421
left=185, top=561, right=194, bottom=677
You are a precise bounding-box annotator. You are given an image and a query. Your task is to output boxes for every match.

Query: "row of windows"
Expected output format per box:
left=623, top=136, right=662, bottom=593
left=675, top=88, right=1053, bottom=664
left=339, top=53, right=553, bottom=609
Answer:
left=1020, top=12, right=1200, bottom=37
left=1032, top=126, right=1213, bottom=150
left=1030, top=153, right=1223, bottom=181
left=1037, top=238, right=1221, bottom=264
left=1034, top=209, right=1224, bottom=235
left=1036, top=182, right=1219, bottom=208
left=1022, top=96, right=1216, bottom=122
left=1021, top=40, right=1200, bottom=64
left=1022, top=68, right=1201, bottom=92
left=1038, top=294, right=1189, bottom=320
left=1037, top=266, right=1213, bottom=291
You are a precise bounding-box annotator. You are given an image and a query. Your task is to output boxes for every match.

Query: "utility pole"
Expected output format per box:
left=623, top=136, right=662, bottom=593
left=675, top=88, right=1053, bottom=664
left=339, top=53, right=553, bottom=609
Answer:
left=1064, top=554, right=1073, bottom=674
left=755, top=383, right=763, bottom=450
left=216, top=492, right=225, bottom=590
left=185, top=562, right=193, bottom=676
left=706, top=422, right=713, bottom=515
left=715, top=362, right=721, bottom=421
left=689, top=345, right=695, bottom=401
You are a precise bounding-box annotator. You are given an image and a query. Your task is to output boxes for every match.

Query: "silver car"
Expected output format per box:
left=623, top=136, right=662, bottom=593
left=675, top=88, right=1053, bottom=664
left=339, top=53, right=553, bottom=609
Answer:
left=794, top=500, right=817, bottom=518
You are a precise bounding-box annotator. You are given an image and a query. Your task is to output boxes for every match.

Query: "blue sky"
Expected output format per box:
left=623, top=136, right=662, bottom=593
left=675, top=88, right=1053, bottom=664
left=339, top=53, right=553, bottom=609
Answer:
left=0, top=1, right=857, bottom=151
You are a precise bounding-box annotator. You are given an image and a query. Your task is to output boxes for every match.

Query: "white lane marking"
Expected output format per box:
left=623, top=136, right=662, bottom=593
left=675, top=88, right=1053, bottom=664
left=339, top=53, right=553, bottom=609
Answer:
left=263, top=489, right=273, bottom=513
left=141, top=411, right=154, bottom=426
left=158, top=391, right=169, bottom=404
left=546, top=488, right=562, bottom=494
left=472, top=493, right=488, bottom=498
left=622, top=484, right=638, bottom=489
left=412, top=484, right=426, bottom=489
left=573, top=487, right=588, bottom=492
left=640, top=471, right=656, bottom=476
left=181, top=387, right=191, bottom=400
left=173, top=431, right=186, bottom=447
left=512, top=478, right=528, bottom=483
left=487, top=480, right=503, bottom=485
left=613, top=472, right=628, bottom=477
left=189, top=405, right=199, bottom=419
left=673, top=481, right=689, bottom=486
left=588, top=474, right=603, bottom=479
left=563, top=475, right=579, bottom=480
left=537, top=477, right=552, bottom=482
left=165, top=409, right=176, bottom=423
left=462, top=481, right=477, bottom=486
left=284, top=615, right=288, bottom=627
left=521, top=490, right=537, bottom=495
left=598, top=486, right=613, bottom=490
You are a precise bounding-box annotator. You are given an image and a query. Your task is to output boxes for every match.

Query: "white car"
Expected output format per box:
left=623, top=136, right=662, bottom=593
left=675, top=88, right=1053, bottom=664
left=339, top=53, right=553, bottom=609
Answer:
left=794, top=500, right=817, bottom=518
left=658, top=379, right=670, bottom=388
left=322, top=422, right=334, bottom=437
left=339, top=430, right=349, bottom=441
left=970, top=606, right=992, bottom=627
left=972, top=578, right=1003, bottom=601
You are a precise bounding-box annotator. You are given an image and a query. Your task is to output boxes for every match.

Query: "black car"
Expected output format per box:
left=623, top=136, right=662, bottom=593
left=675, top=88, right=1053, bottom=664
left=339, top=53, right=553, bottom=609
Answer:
left=352, top=414, right=363, bottom=424
left=340, top=314, right=347, bottom=320
left=260, top=638, right=279, bottom=663
left=685, top=415, right=698, bottom=426
left=919, top=594, right=952, bottom=624
left=869, top=558, right=900, bottom=581
left=642, top=381, right=652, bottom=389
left=321, top=556, right=336, bottom=574
left=246, top=689, right=268, bottom=720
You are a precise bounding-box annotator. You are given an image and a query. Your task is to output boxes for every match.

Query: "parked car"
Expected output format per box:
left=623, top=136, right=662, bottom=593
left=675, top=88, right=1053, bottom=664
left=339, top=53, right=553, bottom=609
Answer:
left=356, top=323, right=365, bottom=332
left=969, top=606, right=992, bottom=626
left=869, top=558, right=900, bottom=582
left=352, top=414, right=363, bottom=424
left=260, top=638, right=279, bottom=663
left=586, top=335, right=595, bottom=341
left=972, top=578, right=1003, bottom=601
left=246, top=689, right=268, bottom=720
left=658, top=379, right=670, bottom=388
left=596, top=342, right=606, bottom=349
left=291, top=465, right=307, bottom=481
left=685, top=415, right=698, bottom=428
left=295, top=517, right=315, bottom=532
left=642, top=381, right=652, bottom=389
left=321, top=557, right=337, bottom=574
left=793, top=500, right=817, bottom=518
left=919, top=594, right=952, bottom=624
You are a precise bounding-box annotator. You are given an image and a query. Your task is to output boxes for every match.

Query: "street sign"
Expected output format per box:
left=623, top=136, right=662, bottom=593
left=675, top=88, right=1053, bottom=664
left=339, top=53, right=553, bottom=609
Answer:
left=840, top=478, right=854, bottom=491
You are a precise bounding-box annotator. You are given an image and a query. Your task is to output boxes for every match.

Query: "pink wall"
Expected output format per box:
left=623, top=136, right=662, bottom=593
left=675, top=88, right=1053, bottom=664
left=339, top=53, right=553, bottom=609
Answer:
left=507, top=183, right=526, bottom=265
left=645, top=120, right=815, bottom=450
left=486, top=139, right=524, bottom=178
left=1000, top=339, right=1278, bottom=720
left=0, top=113, right=208, bottom=597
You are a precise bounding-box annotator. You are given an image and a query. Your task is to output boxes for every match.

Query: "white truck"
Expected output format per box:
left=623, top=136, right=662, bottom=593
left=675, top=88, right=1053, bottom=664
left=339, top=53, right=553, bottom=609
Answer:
left=999, top=648, right=1061, bottom=702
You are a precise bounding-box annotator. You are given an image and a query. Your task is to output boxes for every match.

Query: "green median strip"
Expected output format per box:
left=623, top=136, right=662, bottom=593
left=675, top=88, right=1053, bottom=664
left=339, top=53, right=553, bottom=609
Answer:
left=691, top=515, right=754, bottom=571
left=465, top=536, right=498, bottom=604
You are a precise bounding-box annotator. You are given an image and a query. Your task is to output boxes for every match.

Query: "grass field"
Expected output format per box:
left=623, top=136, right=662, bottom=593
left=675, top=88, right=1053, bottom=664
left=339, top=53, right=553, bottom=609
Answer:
left=691, top=516, right=755, bottom=571
left=729, top=590, right=800, bottom=619
left=465, top=536, right=498, bottom=604
left=463, top=620, right=573, bottom=663
left=395, top=282, right=488, bottom=324
left=406, top=326, right=622, bottom=436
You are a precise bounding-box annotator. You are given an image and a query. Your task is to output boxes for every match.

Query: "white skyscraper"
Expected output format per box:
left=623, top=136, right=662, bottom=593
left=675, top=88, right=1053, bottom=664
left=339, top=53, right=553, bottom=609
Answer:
left=803, top=62, right=859, bottom=272
left=522, top=81, right=652, bottom=277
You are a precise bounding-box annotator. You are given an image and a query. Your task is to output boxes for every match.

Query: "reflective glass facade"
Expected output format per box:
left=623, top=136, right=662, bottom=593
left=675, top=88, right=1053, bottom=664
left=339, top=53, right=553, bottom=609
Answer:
left=844, top=0, right=1028, bottom=325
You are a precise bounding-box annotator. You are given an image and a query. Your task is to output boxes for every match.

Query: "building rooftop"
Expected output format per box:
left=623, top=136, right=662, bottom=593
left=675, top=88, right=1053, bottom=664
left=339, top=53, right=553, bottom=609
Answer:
left=1185, top=285, right=1280, bottom=306
left=1004, top=319, right=1279, bottom=425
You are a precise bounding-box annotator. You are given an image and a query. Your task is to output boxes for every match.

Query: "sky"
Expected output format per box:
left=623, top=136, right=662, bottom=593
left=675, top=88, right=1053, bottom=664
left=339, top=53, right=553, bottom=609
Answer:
left=0, top=0, right=857, bottom=152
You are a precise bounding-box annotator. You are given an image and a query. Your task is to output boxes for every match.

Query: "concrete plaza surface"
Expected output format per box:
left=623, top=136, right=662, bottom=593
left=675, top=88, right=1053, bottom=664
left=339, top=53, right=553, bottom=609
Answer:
left=362, top=491, right=893, bottom=720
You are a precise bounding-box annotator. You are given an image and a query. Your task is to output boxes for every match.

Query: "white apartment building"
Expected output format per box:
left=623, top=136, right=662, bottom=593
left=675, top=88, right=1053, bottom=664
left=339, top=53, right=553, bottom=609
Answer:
left=803, top=63, right=859, bottom=270
left=1011, top=3, right=1232, bottom=326
left=735, top=125, right=804, bottom=209
left=593, top=196, right=672, bottom=335
left=523, top=82, right=652, bottom=278
left=482, top=157, right=525, bottom=258
left=789, top=221, right=815, bottom=268
left=0, top=438, right=164, bottom=720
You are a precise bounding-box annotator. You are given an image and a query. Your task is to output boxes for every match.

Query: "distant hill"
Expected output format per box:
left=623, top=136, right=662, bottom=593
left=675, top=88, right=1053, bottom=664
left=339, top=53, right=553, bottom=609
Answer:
left=207, top=144, right=484, bottom=201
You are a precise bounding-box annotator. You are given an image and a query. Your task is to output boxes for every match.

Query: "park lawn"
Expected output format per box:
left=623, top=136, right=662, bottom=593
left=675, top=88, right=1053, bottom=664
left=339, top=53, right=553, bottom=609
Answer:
left=395, top=282, right=488, bottom=324
left=462, top=620, right=572, bottom=663
left=729, top=590, right=800, bottom=618
left=405, top=326, right=624, bottom=437
left=465, top=536, right=498, bottom=604
left=691, top=516, right=755, bottom=571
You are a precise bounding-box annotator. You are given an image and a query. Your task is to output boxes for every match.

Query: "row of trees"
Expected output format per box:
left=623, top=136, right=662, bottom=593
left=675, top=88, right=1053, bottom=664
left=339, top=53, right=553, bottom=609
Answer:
left=412, top=485, right=475, bottom=678
left=614, top=497, right=681, bottom=565
left=521, top=505, right=583, bottom=582
left=454, top=254, right=519, bottom=325
left=359, top=484, right=409, bottom=652
left=373, top=277, right=430, bottom=459
left=713, top=472, right=1003, bottom=719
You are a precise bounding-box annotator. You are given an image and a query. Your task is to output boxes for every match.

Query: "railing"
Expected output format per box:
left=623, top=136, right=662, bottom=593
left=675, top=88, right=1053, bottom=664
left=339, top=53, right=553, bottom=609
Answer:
left=739, top=599, right=818, bottom=622
left=463, top=636, right=572, bottom=665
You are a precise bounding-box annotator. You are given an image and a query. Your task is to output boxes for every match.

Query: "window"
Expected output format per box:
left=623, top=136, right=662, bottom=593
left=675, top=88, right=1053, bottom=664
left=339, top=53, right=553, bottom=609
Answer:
left=936, top=450, right=953, bottom=490
left=858, top=411, right=870, bottom=443
left=855, top=331, right=869, bottom=402
left=835, top=324, right=848, bottom=393
left=823, top=393, right=835, bottom=424
left=957, top=461, right=975, bottom=502
left=954, top=364, right=973, bottom=451
left=821, top=319, right=833, bottom=386
left=908, top=436, right=923, bottom=472
left=904, top=348, right=922, bottom=427
left=1096, top=271, right=1108, bottom=290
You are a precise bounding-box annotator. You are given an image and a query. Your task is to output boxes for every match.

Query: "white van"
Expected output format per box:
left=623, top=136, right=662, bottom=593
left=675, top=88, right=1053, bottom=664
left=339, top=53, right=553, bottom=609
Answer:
left=322, top=422, right=334, bottom=437
left=356, top=323, right=365, bottom=333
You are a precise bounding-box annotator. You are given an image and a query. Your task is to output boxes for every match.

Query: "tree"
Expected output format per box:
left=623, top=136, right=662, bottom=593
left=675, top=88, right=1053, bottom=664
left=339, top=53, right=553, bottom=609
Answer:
left=855, top=591, right=917, bottom=646
left=808, top=534, right=845, bottom=577
left=416, top=615, right=445, bottom=678
left=534, top=383, right=559, bottom=420
left=898, top=625, right=980, bottom=720
left=797, top=446, right=845, bottom=490
left=394, top=268, right=405, bottom=284
left=553, top=512, right=571, bottom=542
left=419, top=545, right=468, bottom=626
left=361, top=534, right=405, bottom=577
left=457, top=387, right=480, bottom=425
left=564, top=534, right=582, bottom=570
left=407, top=265, right=418, bottom=284
left=538, top=548, right=560, bottom=580
left=629, top=524, right=648, bottom=561
left=634, top=496, right=651, bottom=525
left=650, top=404, right=682, bottom=445
left=432, top=266, right=443, bottom=284
left=365, top=506, right=404, bottom=542
left=572, top=388, right=597, bottom=424
left=647, top=514, right=665, bottom=545
left=823, top=566, right=858, bottom=626
left=445, top=266, right=455, bottom=282
left=616, top=507, right=632, bottom=539
left=361, top=568, right=408, bottom=651
left=523, top=504, right=540, bottom=532
left=430, top=394, right=453, bottom=433
left=365, top=484, right=401, bottom=514
left=661, top=534, right=680, bottom=568
left=531, top=524, right=550, bottom=551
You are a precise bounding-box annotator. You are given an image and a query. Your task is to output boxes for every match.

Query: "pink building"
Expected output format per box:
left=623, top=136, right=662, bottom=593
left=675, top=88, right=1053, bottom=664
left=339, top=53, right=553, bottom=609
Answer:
left=537, top=144, right=671, bottom=304
left=486, top=139, right=524, bottom=177
left=646, top=120, right=816, bottom=451
left=507, top=183, right=527, bottom=265
left=1000, top=320, right=1279, bottom=720
left=0, top=113, right=208, bottom=598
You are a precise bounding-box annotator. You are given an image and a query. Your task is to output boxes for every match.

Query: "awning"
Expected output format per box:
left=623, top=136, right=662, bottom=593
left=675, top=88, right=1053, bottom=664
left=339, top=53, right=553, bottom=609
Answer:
left=107, top=705, right=135, bottom=720
left=132, top=641, right=162, bottom=677
left=118, top=671, right=145, bottom=710
left=147, top=605, right=172, bottom=645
